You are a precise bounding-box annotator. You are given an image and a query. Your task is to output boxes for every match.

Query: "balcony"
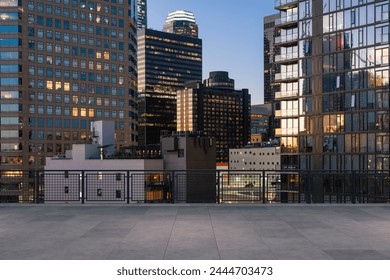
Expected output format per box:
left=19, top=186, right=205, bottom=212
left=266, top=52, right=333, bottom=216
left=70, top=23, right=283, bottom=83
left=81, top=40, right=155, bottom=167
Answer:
left=275, top=0, right=298, bottom=10
left=275, top=52, right=298, bottom=63
left=275, top=129, right=299, bottom=138
left=275, top=14, right=298, bottom=27
left=275, top=90, right=298, bottom=99
left=275, top=71, right=299, bottom=81
left=275, top=33, right=298, bottom=46
left=275, top=110, right=299, bottom=119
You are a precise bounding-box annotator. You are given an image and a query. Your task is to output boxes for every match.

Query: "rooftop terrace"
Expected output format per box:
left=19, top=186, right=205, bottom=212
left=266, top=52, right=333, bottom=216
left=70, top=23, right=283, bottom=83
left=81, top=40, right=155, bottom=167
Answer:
left=1, top=204, right=389, bottom=260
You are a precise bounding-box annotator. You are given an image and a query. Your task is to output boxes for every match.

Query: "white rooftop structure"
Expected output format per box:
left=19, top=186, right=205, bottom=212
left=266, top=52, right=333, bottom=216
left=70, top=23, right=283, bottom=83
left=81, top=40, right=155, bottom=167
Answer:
left=165, top=10, right=196, bottom=23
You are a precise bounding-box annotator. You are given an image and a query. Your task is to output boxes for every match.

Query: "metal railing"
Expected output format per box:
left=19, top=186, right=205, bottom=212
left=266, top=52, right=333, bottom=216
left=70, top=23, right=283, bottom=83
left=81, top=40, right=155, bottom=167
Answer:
left=275, top=33, right=298, bottom=45
left=0, top=170, right=389, bottom=204
left=275, top=71, right=299, bottom=81
left=275, top=14, right=298, bottom=26
left=275, top=52, right=299, bottom=62
left=275, top=0, right=298, bottom=9
left=275, top=89, right=299, bottom=99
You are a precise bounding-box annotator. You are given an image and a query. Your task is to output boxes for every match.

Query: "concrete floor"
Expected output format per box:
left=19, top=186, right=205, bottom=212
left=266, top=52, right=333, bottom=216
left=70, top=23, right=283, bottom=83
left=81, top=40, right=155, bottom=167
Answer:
left=0, top=204, right=390, bottom=260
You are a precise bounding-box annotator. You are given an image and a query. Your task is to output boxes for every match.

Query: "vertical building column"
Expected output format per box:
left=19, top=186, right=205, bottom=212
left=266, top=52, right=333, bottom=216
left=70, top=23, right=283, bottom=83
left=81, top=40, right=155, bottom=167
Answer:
left=310, top=0, right=325, bottom=202
left=310, top=0, right=324, bottom=171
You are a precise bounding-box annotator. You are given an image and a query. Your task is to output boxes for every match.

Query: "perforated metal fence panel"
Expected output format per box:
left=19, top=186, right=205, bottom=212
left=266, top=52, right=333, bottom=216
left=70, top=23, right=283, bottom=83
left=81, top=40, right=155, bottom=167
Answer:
left=44, top=172, right=81, bottom=201
left=85, top=172, right=126, bottom=201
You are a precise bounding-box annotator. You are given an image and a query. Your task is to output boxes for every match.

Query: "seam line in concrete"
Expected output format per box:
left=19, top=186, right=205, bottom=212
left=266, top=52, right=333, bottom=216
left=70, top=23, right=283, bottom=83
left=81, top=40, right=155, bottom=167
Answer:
left=208, top=206, right=222, bottom=260
left=162, top=206, right=178, bottom=260
left=243, top=210, right=278, bottom=259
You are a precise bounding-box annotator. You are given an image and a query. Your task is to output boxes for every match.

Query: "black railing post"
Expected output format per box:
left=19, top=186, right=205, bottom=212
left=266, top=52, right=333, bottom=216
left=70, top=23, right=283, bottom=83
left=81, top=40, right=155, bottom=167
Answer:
left=35, top=170, right=40, bottom=204
left=307, top=171, right=311, bottom=204
left=81, top=171, right=85, bottom=204
left=217, top=170, right=220, bottom=204
left=262, top=170, right=266, bottom=204
left=126, top=171, right=130, bottom=204
left=351, top=171, right=356, bottom=204
left=171, top=171, right=175, bottom=203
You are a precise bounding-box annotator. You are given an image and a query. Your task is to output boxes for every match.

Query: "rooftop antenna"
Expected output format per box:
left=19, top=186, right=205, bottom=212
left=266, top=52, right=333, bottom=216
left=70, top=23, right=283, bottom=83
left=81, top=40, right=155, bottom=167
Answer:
left=97, top=144, right=114, bottom=160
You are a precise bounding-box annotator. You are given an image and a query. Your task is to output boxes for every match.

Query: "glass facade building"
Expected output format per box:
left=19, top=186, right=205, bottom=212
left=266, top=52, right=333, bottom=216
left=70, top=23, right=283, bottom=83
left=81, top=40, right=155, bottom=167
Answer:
left=163, top=10, right=198, bottom=38
left=137, top=26, right=202, bottom=146
left=177, top=72, right=251, bottom=163
left=0, top=0, right=138, bottom=171
left=136, top=0, right=147, bottom=29
left=273, top=0, right=389, bottom=171
left=251, top=104, right=273, bottom=144
left=264, top=13, right=280, bottom=105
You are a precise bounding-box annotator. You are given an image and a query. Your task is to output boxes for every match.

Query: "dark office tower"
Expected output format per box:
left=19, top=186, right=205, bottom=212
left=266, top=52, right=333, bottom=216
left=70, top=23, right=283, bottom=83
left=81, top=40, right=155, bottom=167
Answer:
left=177, top=72, right=251, bottom=163
left=0, top=0, right=138, bottom=174
left=137, top=0, right=147, bottom=29
left=251, top=104, right=273, bottom=144
left=264, top=13, right=280, bottom=104
left=137, top=26, right=202, bottom=146
left=263, top=14, right=279, bottom=141
left=273, top=0, right=389, bottom=177
left=163, top=10, right=199, bottom=38
left=204, top=71, right=234, bottom=89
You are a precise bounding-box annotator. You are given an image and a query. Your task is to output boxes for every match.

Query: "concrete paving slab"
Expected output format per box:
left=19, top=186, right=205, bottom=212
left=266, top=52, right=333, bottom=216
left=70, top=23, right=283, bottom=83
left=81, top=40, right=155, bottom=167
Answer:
left=297, top=228, right=372, bottom=250
left=324, top=250, right=388, bottom=260
left=262, top=237, right=333, bottom=260
left=0, top=204, right=390, bottom=260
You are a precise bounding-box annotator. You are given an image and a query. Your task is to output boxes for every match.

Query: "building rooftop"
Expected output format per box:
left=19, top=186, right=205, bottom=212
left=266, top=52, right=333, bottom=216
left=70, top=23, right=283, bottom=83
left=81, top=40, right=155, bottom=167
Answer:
left=165, top=10, right=196, bottom=23
left=1, top=204, right=389, bottom=260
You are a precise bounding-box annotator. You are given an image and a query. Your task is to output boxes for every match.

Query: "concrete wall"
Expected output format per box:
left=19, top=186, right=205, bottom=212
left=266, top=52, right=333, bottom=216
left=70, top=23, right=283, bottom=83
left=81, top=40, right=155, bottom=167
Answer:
left=161, top=135, right=216, bottom=202
left=44, top=147, right=163, bottom=202
left=229, top=147, right=281, bottom=171
left=161, top=136, right=216, bottom=170
left=46, top=155, right=163, bottom=171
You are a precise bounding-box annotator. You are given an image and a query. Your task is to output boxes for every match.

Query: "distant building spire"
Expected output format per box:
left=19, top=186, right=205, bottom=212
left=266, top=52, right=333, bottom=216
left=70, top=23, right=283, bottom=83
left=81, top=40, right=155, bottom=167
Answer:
left=163, top=10, right=198, bottom=38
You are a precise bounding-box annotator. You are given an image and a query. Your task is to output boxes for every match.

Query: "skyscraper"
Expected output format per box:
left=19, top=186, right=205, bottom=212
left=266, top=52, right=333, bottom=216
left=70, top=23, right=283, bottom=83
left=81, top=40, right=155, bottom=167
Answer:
left=137, top=0, right=147, bottom=29
left=251, top=104, right=273, bottom=144
left=273, top=0, right=389, bottom=173
left=177, top=72, right=251, bottom=162
left=0, top=0, right=138, bottom=172
left=137, top=12, right=202, bottom=146
left=163, top=10, right=198, bottom=38
left=263, top=14, right=279, bottom=142
left=264, top=13, right=280, bottom=105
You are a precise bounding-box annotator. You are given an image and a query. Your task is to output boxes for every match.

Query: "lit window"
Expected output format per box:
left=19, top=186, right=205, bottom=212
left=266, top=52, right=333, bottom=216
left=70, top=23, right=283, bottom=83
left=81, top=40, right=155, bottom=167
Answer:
left=72, top=108, right=78, bottom=116
left=46, top=81, right=53, bottom=90
left=89, top=109, right=94, bottom=117
left=55, top=81, right=62, bottom=90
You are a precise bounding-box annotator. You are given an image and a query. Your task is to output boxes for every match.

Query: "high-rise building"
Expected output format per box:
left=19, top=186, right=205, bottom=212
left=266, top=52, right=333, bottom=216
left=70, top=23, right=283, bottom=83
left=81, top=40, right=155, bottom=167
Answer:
left=273, top=0, right=389, bottom=173
left=0, top=0, right=138, bottom=172
left=163, top=10, right=198, bottom=38
left=177, top=72, right=251, bottom=163
left=137, top=0, right=147, bottom=29
left=264, top=13, right=280, bottom=105
left=204, top=71, right=235, bottom=89
left=263, top=14, right=279, bottom=141
left=251, top=104, right=273, bottom=144
left=137, top=14, right=202, bottom=146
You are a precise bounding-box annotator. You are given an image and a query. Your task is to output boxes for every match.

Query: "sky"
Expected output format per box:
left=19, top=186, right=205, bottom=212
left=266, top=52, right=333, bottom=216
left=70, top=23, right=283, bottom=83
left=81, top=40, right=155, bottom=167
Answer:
left=147, top=0, right=277, bottom=105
